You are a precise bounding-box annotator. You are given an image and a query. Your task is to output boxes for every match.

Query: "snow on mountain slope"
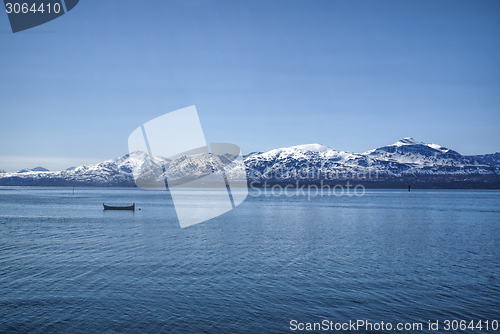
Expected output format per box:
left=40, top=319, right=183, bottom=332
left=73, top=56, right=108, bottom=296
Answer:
left=0, top=138, right=498, bottom=186
left=17, top=167, right=50, bottom=173
left=244, top=138, right=499, bottom=182
left=469, top=152, right=500, bottom=167
left=362, top=138, right=467, bottom=168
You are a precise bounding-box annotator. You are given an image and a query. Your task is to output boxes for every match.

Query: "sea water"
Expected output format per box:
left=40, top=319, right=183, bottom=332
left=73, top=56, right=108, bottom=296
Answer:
left=0, top=187, right=499, bottom=333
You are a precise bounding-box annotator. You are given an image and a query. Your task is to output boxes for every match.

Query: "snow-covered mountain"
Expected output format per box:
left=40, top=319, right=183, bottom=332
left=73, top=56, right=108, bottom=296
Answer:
left=0, top=151, right=245, bottom=187
left=244, top=138, right=499, bottom=183
left=0, top=155, right=137, bottom=186
left=0, top=138, right=499, bottom=188
left=17, top=167, right=50, bottom=173
left=470, top=152, right=500, bottom=167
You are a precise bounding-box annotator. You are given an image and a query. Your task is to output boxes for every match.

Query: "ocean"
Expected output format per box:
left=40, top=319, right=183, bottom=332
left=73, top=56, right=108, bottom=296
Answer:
left=0, top=187, right=499, bottom=333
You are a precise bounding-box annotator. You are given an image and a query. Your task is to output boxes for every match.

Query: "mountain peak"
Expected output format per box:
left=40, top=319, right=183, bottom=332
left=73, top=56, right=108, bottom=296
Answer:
left=291, top=143, right=330, bottom=152
left=391, top=137, right=425, bottom=146
left=17, top=167, right=50, bottom=173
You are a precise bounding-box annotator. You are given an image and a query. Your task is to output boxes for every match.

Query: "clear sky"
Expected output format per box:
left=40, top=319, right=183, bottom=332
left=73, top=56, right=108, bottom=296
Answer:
left=0, top=0, right=499, bottom=171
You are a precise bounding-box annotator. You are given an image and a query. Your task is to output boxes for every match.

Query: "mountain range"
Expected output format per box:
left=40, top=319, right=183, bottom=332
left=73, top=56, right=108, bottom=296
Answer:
left=1, top=138, right=499, bottom=188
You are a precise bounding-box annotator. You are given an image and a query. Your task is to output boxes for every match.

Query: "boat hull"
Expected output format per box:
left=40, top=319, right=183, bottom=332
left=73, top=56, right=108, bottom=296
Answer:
left=103, top=203, right=135, bottom=211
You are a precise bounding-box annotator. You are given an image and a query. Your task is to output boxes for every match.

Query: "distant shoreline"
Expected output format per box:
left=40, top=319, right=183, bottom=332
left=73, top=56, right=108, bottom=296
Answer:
left=1, top=181, right=499, bottom=190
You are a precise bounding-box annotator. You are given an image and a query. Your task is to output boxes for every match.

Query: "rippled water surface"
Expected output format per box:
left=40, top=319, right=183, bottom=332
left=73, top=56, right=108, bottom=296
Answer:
left=0, top=187, right=499, bottom=333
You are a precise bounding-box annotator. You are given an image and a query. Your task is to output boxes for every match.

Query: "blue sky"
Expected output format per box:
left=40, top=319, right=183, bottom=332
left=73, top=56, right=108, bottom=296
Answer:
left=0, top=0, right=499, bottom=171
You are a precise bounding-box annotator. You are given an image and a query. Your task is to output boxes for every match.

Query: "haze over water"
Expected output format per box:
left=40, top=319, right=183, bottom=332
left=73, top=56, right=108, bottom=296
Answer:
left=0, top=187, right=499, bottom=333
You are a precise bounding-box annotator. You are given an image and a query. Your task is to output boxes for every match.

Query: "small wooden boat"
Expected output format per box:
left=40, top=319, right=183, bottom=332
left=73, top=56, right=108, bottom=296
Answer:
left=103, top=203, right=135, bottom=211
